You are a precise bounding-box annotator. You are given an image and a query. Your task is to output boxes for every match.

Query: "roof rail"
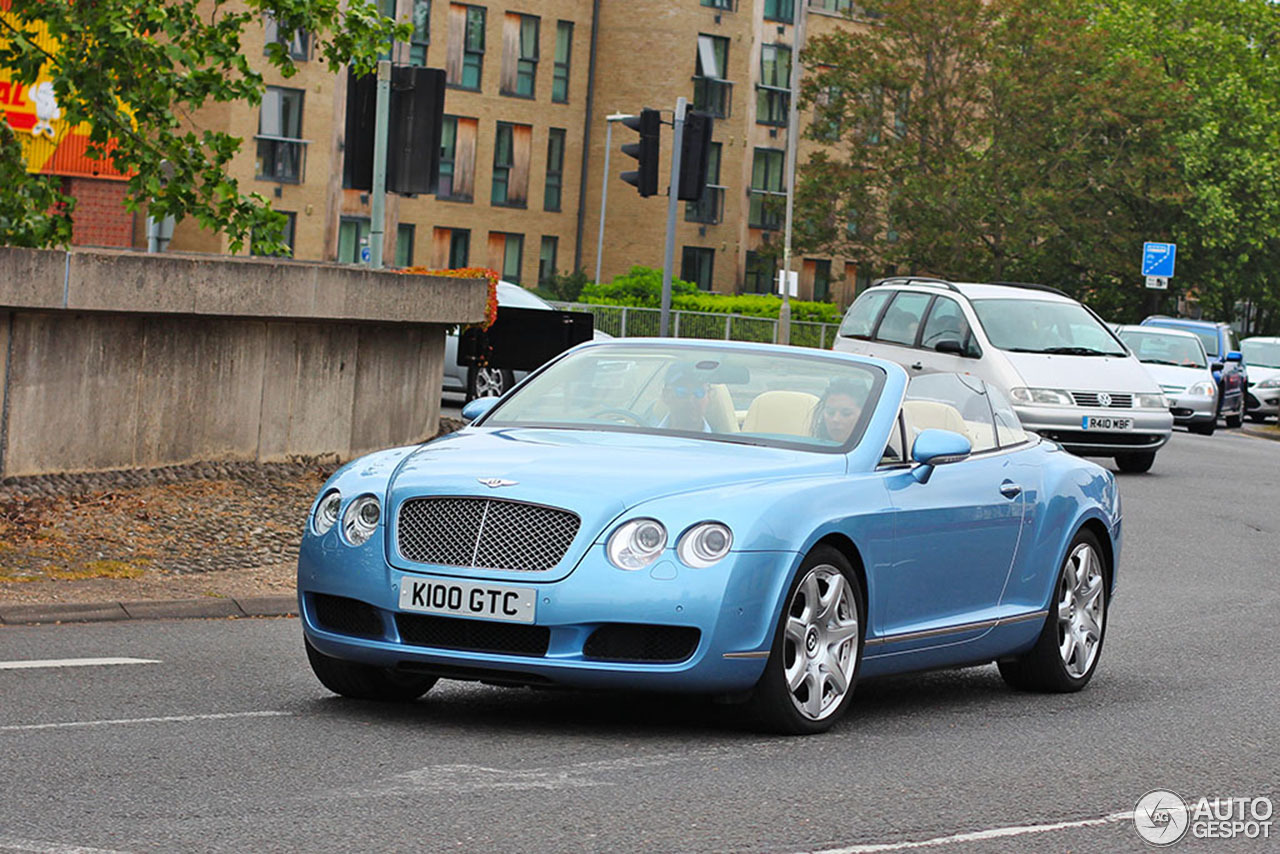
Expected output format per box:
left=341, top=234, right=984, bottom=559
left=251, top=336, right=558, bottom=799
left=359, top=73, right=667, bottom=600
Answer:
left=986, top=280, right=1069, bottom=297
left=871, top=276, right=962, bottom=294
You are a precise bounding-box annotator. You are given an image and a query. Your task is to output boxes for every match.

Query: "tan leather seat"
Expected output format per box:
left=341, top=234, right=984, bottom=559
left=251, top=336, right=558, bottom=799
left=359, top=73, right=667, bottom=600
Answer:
left=902, top=399, right=969, bottom=443
left=741, top=390, right=819, bottom=436
left=705, top=383, right=739, bottom=433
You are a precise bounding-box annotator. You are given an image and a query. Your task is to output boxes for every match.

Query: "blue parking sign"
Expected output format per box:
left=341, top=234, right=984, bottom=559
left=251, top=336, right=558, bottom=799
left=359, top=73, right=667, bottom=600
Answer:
left=1142, top=242, right=1176, bottom=278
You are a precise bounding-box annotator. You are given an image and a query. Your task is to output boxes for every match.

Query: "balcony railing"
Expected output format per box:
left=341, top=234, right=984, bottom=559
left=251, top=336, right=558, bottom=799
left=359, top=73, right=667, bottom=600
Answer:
left=685, top=185, right=725, bottom=224
left=255, top=135, right=308, bottom=183
left=748, top=189, right=785, bottom=230
left=692, top=76, right=733, bottom=119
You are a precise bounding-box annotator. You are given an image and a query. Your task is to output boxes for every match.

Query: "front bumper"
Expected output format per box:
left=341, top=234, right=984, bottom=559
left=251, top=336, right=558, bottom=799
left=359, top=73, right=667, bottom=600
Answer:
left=297, top=536, right=791, bottom=694
left=1015, top=404, right=1172, bottom=456
left=1165, top=391, right=1217, bottom=427
left=1246, top=387, right=1280, bottom=418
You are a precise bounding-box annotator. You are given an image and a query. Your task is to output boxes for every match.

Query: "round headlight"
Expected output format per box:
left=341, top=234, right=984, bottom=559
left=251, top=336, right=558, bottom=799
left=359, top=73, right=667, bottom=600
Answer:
left=313, top=490, right=342, bottom=536
left=677, top=522, right=733, bottom=568
left=606, top=518, right=668, bottom=570
left=342, top=496, right=381, bottom=546
left=1187, top=381, right=1216, bottom=397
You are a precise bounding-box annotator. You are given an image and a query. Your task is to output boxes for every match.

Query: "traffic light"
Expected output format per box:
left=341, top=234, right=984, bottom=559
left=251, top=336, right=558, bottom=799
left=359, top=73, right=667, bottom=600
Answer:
left=344, top=66, right=447, bottom=195
left=677, top=110, right=713, bottom=202
left=620, top=108, right=661, bottom=197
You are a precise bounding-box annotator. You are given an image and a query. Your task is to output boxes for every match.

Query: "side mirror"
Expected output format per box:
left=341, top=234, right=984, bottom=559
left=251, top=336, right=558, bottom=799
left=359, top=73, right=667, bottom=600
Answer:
left=910, top=429, right=972, bottom=483
left=1225, top=351, right=1243, bottom=363
left=935, top=339, right=965, bottom=355
left=461, top=396, right=501, bottom=422
left=1211, top=361, right=1224, bottom=373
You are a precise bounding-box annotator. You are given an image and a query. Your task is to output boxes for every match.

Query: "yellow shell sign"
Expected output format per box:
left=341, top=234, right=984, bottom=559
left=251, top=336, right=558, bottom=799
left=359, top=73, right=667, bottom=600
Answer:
left=0, top=3, right=126, bottom=180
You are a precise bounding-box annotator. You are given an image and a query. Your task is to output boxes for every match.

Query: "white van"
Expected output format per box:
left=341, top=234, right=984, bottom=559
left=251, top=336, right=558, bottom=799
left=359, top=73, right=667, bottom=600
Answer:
left=832, top=278, right=1173, bottom=472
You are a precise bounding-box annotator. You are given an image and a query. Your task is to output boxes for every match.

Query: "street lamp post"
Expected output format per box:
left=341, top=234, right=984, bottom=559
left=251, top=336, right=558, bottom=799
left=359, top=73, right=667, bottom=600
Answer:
left=596, top=112, right=636, bottom=286
left=779, top=0, right=808, bottom=345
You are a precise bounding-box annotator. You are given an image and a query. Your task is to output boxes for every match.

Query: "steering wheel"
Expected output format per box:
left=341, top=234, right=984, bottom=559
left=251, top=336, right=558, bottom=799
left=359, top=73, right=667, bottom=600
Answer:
left=589, top=408, right=647, bottom=426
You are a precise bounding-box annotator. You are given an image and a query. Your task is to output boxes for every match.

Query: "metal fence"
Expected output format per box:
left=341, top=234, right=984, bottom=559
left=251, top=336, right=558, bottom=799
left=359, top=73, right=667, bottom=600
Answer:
left=551, top=302, right=843, bottom=350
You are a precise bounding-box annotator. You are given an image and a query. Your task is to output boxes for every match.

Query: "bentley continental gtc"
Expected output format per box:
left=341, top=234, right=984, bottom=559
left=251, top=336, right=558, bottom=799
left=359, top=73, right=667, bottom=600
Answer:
left=299, top=340, right=1120, bottom=734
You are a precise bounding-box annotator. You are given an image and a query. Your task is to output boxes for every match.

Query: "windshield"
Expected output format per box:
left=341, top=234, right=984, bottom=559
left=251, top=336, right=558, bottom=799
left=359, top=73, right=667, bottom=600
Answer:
left=1118, top=330, right=1207, bottom=368
left=1243, top=340, right=1280, bottom=368
left=482, top=343, right=885, bottom=451
left=971, top=299, right=1127, bottom=356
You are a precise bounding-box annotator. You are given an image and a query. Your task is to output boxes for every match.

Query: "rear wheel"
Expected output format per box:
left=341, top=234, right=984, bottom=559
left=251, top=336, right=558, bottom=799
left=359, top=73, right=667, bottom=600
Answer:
left=1225, top=394, right=1244, bottom=428
left=1114, top=451, right=1155, bottom=473
left=747, top=546, right=864, bottom=735
left=305, top=638, right=437, bottom=701
left=466, top=366, right=514, bottom=402
left=998, top=529, right=1108, bottom=692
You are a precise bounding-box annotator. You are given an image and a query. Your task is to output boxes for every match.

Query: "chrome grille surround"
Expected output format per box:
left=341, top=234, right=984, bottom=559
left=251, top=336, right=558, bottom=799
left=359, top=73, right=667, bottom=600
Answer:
left=1071, top=392, right=1133, bottom=409
left=396, top=497, right=581, bottom=572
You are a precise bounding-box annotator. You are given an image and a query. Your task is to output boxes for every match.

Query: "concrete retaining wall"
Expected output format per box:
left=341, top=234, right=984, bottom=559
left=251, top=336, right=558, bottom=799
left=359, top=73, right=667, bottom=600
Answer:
left=0, top=248, right=486, bottom=477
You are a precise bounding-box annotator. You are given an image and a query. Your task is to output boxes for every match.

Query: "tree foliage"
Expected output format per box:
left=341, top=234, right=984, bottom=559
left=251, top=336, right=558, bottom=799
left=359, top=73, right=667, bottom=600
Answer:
left=0, top=0, right=406, bottom=252
left=797, top=0, right=1187, bottom=320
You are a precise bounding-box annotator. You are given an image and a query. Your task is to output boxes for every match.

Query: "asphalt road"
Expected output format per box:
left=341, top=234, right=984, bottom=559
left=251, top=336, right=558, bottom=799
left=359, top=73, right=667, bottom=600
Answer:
left=1, top=427, right=1277, bottom=854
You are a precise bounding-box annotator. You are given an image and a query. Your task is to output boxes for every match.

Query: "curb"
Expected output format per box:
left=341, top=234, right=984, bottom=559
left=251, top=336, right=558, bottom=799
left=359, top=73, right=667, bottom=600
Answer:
left=1240, top=424, right=1280, bottom=442
left=0, top=595, right=297, bottom=627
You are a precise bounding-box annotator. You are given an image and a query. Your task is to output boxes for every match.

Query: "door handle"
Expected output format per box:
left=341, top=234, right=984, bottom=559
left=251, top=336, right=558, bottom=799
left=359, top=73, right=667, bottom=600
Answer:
left=999, top=480, right=1022, bottom=499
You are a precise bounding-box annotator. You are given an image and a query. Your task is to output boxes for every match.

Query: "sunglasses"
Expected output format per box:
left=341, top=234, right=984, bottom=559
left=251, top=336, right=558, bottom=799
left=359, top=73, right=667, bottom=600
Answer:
left=671, top=385, right=707, bottom=399
left=824, top=406, right=858, bottom=418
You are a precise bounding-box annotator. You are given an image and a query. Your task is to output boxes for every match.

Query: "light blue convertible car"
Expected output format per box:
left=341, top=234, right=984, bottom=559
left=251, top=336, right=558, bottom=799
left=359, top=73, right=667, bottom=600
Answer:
left=299, top=340, right=1120, bottom=734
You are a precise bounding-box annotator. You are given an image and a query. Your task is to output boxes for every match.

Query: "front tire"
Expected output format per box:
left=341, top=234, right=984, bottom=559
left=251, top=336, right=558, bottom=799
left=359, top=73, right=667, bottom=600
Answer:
left=1225, top=396, right=1244, bottom=428
left=1188, top=420, right=1216, bottom=436
left=466, top=366, right=514, bottom=402
left=747, top=546, right=864, bottom=735
left=305, top=638, right=437, bottom=701
left=998, top=530, right=1108, bottom=693
left=1114, top=451, right=1155, bottom=473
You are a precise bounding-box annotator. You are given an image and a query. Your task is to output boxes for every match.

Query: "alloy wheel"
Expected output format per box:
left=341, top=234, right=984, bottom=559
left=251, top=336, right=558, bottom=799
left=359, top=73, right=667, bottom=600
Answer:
left=782, top=564, right=860, bottom=721
left=1057, top=542, right=1105, bottom=678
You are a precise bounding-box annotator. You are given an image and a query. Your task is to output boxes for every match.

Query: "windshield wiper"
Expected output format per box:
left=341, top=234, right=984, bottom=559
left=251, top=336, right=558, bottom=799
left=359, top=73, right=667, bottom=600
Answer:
left=1040, top=346, right=1120, bottom=356
left=1140, top=359, right=1182, bottom=366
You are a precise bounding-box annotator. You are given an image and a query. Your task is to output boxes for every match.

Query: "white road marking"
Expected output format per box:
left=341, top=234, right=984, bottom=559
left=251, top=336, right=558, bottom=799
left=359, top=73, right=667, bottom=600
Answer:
left=0, top=711, right=291, bottom=733
left=801, top=810, right=1135, bottom=853
left=0, top=658, right=159, bottom=671
left=0, top=836, right=132, bottom=853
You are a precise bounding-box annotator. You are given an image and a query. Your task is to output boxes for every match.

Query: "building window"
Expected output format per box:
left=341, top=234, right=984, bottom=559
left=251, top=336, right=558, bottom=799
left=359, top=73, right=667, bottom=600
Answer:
left=539, top=236, right=558, bottom=284
left=764, top=0, right=793, bottom=23
left=757, top=44, right=790, bottom=127
left=544, top=128, right=565, bottom=212
left=809, top=258, right=832, bottom=301
left=491, top=121, right=531, bottom=207
left=501, top=13, right=539, bottom=98
left=409, top=0, right=430, bottom=66
left=396, top=223, right=416, bottom=267
left=256, top=87, right=306, bottom=182
left=337, top=217, right=371, bottom=264
left=685, top=142, right=723, bottom=224
left=437, top=115, right=477, bottom=201
left=263, top=16, right=309, bottom=60
left=808, top=0, right=881, bottom=18
left=552, top=21, right=572, bottom=103
left=251, top=211, right=296, bottom=257
left=490, top=232, right=524, bottom=282
left=433, top=227, right=470, bottom=268
left=693, top=34, right=731, bottom=119
left=749, top=148, right=785, bottom=230
left=681, top=247, right=715, bottom=291
left=744, top=251, right=776, bottom=295
left=446, top=4, right=485, bottom=89
left=701, top=0, right=734, bottom=9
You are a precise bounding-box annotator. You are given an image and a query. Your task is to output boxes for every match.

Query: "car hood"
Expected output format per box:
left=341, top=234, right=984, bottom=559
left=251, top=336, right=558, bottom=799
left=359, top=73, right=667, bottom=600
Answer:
left=1002, top=350, right=1160, bottom=393
left=383, top=427, right=845, bottom=580
left=1138, top=362, right=1213, bottom=391
left=1248, top=365, right=1280, bottom=384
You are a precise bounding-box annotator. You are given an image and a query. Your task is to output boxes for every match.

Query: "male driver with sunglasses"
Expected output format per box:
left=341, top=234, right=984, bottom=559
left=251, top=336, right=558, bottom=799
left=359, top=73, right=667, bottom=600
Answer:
left=657, top=361, right=714, bottom=432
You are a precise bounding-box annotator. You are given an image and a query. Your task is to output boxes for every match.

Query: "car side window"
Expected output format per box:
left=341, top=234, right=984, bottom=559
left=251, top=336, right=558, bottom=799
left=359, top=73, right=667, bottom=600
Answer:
left=874, top=292, right=932, bottom=347
left=903, top=373, right=997, bottom=453
left=837, top=290, right=891, bottom=340
left=1227, top=329, right=1241, bottom=354
left=919, top=296, right=976, bottom=355
left=881, top=411, right=906, bottom=463
left=987, top=385, right=1029, bottom=447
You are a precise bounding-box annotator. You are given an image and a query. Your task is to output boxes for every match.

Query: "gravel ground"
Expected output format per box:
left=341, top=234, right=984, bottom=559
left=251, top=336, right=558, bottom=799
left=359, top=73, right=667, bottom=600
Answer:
left=0, top=418, right=465, bottom=605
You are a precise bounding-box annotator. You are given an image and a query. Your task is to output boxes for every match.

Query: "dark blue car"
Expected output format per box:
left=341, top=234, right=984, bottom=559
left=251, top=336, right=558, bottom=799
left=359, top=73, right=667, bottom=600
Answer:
left=1140, top=317, right=1247, bottom=427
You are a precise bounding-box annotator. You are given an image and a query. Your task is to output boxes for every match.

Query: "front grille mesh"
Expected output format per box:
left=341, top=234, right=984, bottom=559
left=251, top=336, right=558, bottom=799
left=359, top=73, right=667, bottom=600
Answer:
left=312, top=593, right=384, bottom=639
left=397, top=497, right=580, bottom=571
left=1071, top=392, right=1133, bottom=408
left=583, top=624, right=702, bottom=663
left=395, top=613, right=550, bottom=657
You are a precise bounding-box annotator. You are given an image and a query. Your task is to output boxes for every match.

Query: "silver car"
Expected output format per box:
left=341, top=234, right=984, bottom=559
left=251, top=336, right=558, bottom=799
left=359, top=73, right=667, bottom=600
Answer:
left=833, top=278, right=1173, bottom=473
left=442, top=281, right=610, bottom=400
left=1116, top=324, right=1218, bottom=435
left=1241, top=336, right=1280, bottom=422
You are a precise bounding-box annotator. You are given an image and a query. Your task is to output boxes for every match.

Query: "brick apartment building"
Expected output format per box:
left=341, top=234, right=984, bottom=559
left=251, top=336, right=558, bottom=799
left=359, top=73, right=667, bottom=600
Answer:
left=30, top=1, right=881, bottom=305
